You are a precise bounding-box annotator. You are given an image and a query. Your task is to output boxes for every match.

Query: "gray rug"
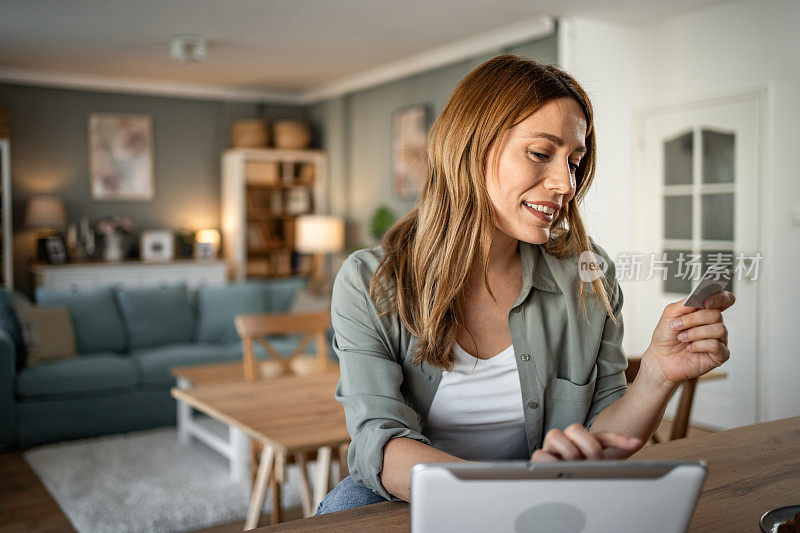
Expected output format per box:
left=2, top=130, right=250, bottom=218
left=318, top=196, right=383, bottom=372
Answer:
left=24, top=422, right=339, bottom=533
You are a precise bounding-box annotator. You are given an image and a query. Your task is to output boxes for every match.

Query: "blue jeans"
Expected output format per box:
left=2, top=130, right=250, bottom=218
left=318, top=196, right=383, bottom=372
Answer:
left=314, top=475, right=388, bottom=516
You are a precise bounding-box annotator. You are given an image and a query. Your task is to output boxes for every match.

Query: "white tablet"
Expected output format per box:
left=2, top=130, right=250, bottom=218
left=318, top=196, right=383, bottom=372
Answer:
left=411, top=460, right=706, bottom=533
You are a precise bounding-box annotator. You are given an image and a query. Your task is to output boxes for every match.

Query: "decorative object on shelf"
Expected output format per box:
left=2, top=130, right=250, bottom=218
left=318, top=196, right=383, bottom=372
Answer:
left=295, top=215, right=344, bottom=294
left=370, top=205, right=397, bottom=243
left=95, top=215, right=134, bottom=262
left=194, top=229, right=220, bottom=260
left=392, top=104, right=431, bottom=199
left=25, top=196, right=67, bottom=263
left=41, top=235, right=68, bottom=264
left=174, top=228, right=195, bottom=259
left=79, top=216, right=95, bottom=258
left=89, top=113, right=154, bottom=201
left=273, top=120, right=311, bottom=149
left=141, top=230, right=174, bottom=262
left=232, top=119, right=268, bottom=148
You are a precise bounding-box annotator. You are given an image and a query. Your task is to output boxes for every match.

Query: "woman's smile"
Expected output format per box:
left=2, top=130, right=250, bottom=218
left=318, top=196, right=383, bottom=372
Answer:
left=522, top=201, right=559, bottom=224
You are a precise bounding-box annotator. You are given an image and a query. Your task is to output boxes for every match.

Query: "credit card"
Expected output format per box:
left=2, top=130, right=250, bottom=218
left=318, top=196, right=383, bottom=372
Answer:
left=683, top=264, right=732, bottom=308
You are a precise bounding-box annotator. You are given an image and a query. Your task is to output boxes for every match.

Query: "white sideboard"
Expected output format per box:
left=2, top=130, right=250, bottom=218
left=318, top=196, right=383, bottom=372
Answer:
left=32, top=260, right=228, bottom=293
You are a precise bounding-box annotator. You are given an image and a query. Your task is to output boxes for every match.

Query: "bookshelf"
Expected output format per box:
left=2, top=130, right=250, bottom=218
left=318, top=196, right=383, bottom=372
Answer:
left=221, top=148, right=326, bottom=280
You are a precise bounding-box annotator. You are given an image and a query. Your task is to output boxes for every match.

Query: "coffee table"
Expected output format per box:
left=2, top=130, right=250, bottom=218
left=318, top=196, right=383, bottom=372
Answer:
left=170, top=369, right=350, bottom=529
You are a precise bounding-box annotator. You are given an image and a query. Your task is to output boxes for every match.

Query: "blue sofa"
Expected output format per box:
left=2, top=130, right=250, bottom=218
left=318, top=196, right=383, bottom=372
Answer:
left=0, top=278, right=329, bottom=448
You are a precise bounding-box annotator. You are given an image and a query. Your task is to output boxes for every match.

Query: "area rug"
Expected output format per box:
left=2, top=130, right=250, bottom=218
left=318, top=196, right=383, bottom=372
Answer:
left=24, top=423, right=339, bottom=533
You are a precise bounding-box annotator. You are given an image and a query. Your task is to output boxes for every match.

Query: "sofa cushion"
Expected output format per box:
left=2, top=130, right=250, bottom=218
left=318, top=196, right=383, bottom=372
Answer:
left=16, top=354, right=138, bottom=400
left=36, top=288, right=127, bottom=354
left=194, top=278, right=306, bottom=344
left=195, top=284, right=265, bottom=344
left=116, top=285, right=194, bottom=350
left=130, top=343, right=241, bottom=389
left=0, top=289, right=28, bottom=370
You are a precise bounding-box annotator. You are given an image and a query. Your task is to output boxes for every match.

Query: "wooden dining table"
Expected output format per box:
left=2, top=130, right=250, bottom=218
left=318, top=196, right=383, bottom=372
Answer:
left=252, top=416, right=800, bottom=532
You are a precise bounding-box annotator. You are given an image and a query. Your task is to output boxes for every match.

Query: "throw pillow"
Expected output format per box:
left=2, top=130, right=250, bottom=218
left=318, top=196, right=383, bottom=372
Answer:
left=14, top=300, right=78, bottom=366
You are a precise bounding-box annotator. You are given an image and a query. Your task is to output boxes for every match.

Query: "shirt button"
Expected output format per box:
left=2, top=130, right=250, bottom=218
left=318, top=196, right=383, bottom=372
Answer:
left=528, top=401, right=539, bottom=409
left=520, top=353, right=530, bottom=361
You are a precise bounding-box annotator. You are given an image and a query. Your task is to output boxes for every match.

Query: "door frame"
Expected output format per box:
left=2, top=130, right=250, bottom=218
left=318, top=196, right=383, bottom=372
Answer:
left=632, top=85, right=770, bottom=423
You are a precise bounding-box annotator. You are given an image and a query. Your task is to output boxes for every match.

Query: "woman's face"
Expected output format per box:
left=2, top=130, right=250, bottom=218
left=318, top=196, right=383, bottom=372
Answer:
left=485, top=97, right=587, bottom=245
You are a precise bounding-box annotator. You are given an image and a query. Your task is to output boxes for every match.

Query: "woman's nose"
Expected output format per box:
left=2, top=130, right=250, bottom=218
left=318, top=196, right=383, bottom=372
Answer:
left=544, top=161, right=575, bottom=196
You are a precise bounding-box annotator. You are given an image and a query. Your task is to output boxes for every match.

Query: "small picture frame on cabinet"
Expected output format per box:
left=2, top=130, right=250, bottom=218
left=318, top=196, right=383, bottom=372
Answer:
left=40, top=235, right=69, bottom=264
left=140, top=230, right=174, bottom=262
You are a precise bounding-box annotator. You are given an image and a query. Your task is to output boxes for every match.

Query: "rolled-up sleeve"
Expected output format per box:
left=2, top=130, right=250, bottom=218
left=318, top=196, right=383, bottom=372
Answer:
left=331, top=256, right=431, bottom=501
left=584, top=245, right=629, bottom=430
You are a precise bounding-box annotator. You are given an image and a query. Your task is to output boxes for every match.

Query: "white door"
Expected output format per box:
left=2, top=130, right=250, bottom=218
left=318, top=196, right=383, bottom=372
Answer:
left=635, top=93, right=763, bottom=429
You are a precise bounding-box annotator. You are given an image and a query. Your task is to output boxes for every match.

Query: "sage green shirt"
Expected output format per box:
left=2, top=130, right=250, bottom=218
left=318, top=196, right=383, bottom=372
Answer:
left=331, top=239, right=628, bottom=501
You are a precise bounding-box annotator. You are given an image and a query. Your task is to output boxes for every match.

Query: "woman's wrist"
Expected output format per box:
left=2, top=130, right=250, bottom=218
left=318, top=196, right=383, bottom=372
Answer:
left=636, top=349, right=679, bottom=395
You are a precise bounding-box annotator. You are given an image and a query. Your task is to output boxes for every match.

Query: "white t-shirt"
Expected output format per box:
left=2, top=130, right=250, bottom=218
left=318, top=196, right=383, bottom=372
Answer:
left=423, top=341, right=530, bottom=461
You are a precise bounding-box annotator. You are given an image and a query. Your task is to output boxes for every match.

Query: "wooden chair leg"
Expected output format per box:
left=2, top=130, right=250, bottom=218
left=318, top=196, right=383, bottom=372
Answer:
left=295, top=453, right=313, bottom=517
left=671, top=379, right=698, bottom=440
left=244, top=446, right=274, bottom=530
left=338, top=442, right=349, bottom=481
left=269, top=472, right=281, bottom=524
left=312, top=446, right=332, bottom=512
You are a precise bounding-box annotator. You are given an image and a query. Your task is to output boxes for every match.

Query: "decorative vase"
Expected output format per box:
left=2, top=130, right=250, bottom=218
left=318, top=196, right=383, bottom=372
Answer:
left=104, top=233, right=124, bottom=262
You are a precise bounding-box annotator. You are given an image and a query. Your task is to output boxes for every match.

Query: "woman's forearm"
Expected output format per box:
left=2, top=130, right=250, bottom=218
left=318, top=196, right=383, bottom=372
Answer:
left=379, top=437, right=467, bottom=501
left=588, top=353, right=678, bottom=443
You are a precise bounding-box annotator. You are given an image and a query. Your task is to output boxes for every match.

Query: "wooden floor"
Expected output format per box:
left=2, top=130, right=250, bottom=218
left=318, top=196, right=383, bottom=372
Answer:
left=0, top=418, right=716, bottom=533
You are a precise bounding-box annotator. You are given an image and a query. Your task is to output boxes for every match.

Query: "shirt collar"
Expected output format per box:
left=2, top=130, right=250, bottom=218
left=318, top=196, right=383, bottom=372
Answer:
left=515, top=241, right=562, bottom=307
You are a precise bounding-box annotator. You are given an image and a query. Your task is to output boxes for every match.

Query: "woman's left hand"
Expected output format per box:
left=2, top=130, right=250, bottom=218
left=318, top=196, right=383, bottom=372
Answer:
left=643, top=291, right=735, bottom=388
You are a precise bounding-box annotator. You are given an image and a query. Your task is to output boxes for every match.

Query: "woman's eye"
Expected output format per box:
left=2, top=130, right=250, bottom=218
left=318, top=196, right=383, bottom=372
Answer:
left=528, top=151, right=549, bottom=160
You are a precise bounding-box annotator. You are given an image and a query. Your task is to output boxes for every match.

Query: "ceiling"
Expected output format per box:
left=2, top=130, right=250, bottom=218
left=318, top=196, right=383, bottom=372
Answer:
left=0, top=0, right=729, bottom=103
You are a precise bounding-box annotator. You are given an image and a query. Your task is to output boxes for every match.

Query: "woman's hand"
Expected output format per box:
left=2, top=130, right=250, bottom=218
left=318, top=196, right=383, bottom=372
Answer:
left=530, top=424, right=644, bottom=462
left=643, top=291, right=735, bottom=388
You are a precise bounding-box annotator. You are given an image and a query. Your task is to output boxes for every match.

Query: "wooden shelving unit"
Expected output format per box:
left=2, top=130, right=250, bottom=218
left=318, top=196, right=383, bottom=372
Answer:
left=221, top=148, right=326, bottom=280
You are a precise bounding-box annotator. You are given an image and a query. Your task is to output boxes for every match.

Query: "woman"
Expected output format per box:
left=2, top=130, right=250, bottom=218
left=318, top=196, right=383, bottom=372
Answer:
left=315, top=55, right=734, bottom=514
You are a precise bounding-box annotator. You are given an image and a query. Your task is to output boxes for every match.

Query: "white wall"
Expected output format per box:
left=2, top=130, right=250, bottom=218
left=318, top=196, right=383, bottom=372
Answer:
left=562, top=0, right=800, bottom=422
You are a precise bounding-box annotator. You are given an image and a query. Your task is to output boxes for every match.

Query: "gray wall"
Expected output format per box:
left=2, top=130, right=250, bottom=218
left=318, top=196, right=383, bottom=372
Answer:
left=0, top=83, right=305, bottom=294
left=308, top=35, right=557, bottom=249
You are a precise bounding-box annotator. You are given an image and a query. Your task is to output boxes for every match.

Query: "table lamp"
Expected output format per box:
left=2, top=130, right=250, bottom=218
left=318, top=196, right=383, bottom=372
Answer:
left=295, top=215, right=344, bottom=294
left=194, top=229, right=220, bottom=260
left=25, top=196, right=67, bottom=262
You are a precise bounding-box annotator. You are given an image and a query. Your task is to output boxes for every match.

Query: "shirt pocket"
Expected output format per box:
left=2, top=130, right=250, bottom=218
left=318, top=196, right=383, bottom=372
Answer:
left=543, top=363, right=598, bottom=432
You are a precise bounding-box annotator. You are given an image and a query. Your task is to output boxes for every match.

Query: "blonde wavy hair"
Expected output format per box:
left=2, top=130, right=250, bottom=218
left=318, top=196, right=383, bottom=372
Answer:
left=370, top=54, right=615, bottom=370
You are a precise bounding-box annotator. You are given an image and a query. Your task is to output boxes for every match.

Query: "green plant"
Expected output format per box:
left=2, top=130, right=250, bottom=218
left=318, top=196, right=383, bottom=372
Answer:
left=370, top=205, right=397, bottom=243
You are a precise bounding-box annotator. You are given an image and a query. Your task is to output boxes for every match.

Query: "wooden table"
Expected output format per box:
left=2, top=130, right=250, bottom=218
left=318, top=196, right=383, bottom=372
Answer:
left=170, top=370, right=350, bottom=530
left=252, top=416, right=800, bottom=532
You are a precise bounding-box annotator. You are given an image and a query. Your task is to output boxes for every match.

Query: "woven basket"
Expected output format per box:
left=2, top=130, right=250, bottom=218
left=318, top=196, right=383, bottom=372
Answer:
left=273, top=120, right=311, bottom=149
left=231, top=119, right=268, bottom=148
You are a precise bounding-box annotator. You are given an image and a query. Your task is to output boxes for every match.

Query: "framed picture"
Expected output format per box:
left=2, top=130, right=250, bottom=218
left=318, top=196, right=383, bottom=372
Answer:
left=89, top=113, right=154, bottom=201
left=140, top=230, right=174, bottom=262
left=40, top=235, right=68, bottom=264
left=392, top=104, right=431, bottom=199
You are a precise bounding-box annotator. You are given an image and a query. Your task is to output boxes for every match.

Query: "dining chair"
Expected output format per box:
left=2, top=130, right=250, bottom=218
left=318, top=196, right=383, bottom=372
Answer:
left=625, top=356, right=727, bottom=443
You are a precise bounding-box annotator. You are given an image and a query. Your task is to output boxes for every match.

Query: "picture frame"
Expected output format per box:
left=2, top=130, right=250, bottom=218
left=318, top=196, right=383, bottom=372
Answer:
left=89, top=113, right=154, bottom=201
left=40, top=235, right=68, bottom=264
left=140, top=230, right=174, bottom=262
left=391, top=104, right=432, bottom=199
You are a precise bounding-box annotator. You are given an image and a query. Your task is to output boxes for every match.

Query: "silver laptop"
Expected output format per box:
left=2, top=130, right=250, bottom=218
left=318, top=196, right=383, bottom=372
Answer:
left=411, top=460, right=706, bottom=533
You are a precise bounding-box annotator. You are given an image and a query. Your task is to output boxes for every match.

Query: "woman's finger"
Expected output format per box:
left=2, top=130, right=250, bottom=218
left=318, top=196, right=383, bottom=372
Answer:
left=542, top=429, right=584, bottom=460
left=592, top=432, right=643, bottom=453
left=704, top=291, right=735, bottom=311
left=530, top=449, right=560, bottom=463
left=671, top=309, right=722, bottom=331
left=563, top=424, right=603, bottom=460
left=676, top=322, right=728, bottom=344
left=686, top=338, right=727, bottom=354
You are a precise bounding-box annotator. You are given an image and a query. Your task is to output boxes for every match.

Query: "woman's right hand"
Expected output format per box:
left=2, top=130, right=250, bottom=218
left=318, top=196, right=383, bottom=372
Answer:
left=530, top=424, right=644, bottom=462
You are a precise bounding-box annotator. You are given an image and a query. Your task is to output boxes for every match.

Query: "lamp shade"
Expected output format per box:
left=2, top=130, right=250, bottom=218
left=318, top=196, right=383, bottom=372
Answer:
left=295, top=215, right=344, bottom=254
left=195, top=229, right=220, bottom=245
left=25, top=196, right=66, bottom=230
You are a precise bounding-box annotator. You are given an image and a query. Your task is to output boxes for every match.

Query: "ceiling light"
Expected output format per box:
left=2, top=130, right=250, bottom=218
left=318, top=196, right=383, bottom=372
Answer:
left=169, top=34, right=207, bottom=65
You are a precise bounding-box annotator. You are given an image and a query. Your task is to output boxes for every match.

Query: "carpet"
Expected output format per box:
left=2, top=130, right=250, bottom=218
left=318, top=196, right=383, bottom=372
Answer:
left=24, top=422, right=339, bottom=533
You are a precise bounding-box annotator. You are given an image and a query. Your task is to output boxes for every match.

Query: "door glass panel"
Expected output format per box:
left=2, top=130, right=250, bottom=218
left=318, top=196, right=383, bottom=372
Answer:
left=663, top=249, right=694, bottom=294
left=701, top=193, right=734, bottom=240
left=702, top=129, right=735, bottom=183
left=664, top=196, right=693, bottom=240
left=664, top=131, right=693, bottom=185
